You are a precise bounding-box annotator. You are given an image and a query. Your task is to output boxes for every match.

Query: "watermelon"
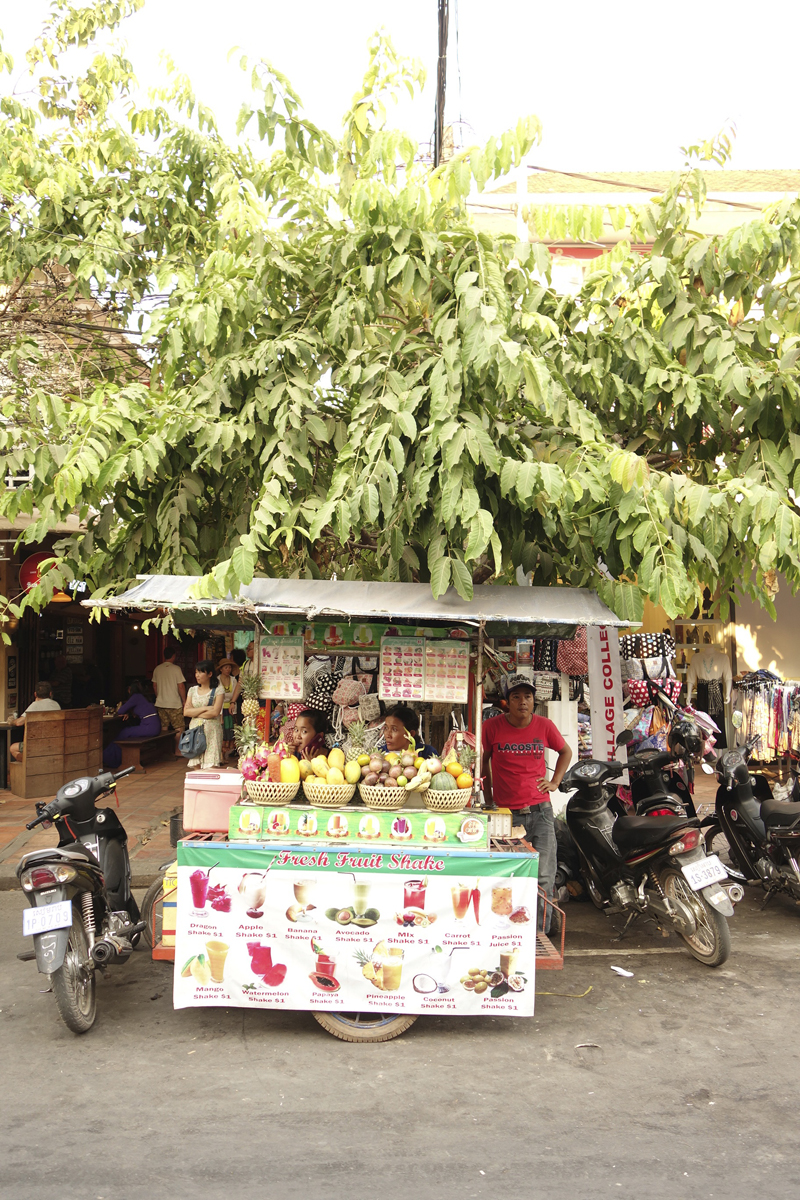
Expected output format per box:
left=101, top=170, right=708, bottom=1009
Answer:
left=430, top=771, right=458, bottom=792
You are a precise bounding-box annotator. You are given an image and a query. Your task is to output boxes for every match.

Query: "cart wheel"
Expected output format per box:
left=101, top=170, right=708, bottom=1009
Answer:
left=140, top=866, right=168, bottom=950
left=312, top=1011, right=418, bottom=1042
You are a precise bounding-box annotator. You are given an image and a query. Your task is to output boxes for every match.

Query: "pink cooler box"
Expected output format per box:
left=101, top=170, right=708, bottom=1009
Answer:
left=183, top=770, right=244, bottom=833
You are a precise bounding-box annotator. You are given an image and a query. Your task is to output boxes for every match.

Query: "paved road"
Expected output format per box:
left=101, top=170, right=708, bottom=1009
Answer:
left=1, top=887, right=798, bottom=1200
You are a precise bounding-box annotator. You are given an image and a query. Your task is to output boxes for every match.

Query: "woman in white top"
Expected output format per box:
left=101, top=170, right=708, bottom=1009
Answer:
left=183, top=660, right=224, bottom=768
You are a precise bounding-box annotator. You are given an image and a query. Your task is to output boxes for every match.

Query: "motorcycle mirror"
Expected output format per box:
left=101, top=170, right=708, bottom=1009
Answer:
left=616, top=729, right=634, bottom=747
left=701, top=762, right=715, bottom=774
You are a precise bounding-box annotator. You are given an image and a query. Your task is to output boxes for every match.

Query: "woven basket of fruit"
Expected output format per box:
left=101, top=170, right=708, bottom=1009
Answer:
left=302, top=778, right=356, bottom=807
left=423, top=789, right=469, bottom=813
left=244, top=780, right=300, bottom=804
left=359, top=784, right=410, bottom=811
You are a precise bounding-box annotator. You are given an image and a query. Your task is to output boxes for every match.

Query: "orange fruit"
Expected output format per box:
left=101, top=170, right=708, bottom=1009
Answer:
left=445, top=762, right=463, bottom=778
left=456, top=773, right=473, bottom=789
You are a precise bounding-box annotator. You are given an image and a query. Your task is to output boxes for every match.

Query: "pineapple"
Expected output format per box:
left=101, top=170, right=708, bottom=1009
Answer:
left=234, top=721, right=260, bottom=763
left=344, top=719, right=366, bottom=762
left=240, top=672, right=261, bottom=722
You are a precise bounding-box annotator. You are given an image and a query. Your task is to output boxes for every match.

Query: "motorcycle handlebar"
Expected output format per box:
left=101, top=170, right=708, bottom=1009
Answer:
left=113, top=767, right=136, bottom=782
left=25, top=812, right=50, bottom=831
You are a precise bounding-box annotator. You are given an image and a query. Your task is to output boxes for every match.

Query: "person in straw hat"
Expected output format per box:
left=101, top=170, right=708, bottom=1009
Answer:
left=216, top=657, right=241, bottom=759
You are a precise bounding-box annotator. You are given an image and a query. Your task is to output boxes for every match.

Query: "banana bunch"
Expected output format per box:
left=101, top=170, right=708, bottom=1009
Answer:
left=403, top=765, right=432, bottom=792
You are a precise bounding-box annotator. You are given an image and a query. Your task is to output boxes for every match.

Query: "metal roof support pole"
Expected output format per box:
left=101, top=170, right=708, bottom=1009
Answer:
left=474, top=621, right=486, bottom=808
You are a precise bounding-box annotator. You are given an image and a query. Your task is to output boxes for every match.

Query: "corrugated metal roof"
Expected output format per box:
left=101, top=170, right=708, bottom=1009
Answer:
left=84, top=575, right=629, bottom=635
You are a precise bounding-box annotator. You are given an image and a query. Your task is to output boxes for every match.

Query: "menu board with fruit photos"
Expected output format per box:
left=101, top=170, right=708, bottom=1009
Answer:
left=424, top=639, right=470, bottom=703
left=259, top=636, right=305, bottom=699
left=174, top=842, right=538, bottom=1017
left=379, top=637, right=425, bottom=702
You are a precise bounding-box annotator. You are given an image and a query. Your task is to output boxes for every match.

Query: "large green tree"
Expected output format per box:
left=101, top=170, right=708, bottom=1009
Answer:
left=2, top=1, right=800, bottom=632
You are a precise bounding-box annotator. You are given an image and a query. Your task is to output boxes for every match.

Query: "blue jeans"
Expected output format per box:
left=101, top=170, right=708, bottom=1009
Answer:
left=516, top=801, right=556, bottom=935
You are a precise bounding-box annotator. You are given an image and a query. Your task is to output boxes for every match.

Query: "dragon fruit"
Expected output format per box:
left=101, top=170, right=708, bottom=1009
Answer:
left=241, top=756, right=258, bottom=781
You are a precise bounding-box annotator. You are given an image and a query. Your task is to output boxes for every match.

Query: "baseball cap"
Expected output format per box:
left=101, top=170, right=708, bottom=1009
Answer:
left=505, top=673, right=535, bottom=695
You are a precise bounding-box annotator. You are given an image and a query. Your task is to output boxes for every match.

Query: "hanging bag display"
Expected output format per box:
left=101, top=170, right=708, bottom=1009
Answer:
left=556, top=628, right=588, bottom=675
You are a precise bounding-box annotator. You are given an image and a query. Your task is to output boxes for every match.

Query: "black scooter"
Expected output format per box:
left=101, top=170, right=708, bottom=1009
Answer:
left=16, top=767, right=145, bottom=1034
left=703, top=739, right=800, bottom=905
left=562, top=744, right=735, bottom=967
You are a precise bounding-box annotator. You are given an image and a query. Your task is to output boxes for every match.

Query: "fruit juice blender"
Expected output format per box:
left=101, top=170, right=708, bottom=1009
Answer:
left=205, top=940, right=229, bottom=982
left=247, top=942, right=274, bottom=976
left=239, top=871, right=268, bottom=918
left=316, top=952, right=336, bottom=978
left=451, top=882, right=471, bottom=921
left=404, top=879, right=427, bottom=910
left=189, top=869, right=209, bottom=909
left=353, top=880, right=371, bottom=916
left=381, top=949, right=403, bottom=991
left=500, top=947, right=520, bottom=977
left=491, top=884, right=513, bottom=917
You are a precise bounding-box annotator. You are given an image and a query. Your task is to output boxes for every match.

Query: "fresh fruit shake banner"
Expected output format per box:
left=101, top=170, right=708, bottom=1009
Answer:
left=229, top=804, right=489, bottom=851
left=174, top=843, right=538, bottom=1017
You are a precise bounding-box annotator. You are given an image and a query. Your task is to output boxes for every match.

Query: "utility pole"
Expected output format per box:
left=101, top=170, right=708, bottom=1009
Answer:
left=433, top=0, right=449, bottom=167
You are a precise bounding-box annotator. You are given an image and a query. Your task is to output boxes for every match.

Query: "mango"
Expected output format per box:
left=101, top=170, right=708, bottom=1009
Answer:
left=190, top=954, right=211, bottom=985
left=280, top=755, right=300, bottom=783
left=327, top=747, right=345, bottom=771
left=344, top=760, right=362, bottom=784
left=299, top=760, right=314, bottom=780
left=311, top=755, right=330, bottom=778
left=326, top=767, right=345, bottom=786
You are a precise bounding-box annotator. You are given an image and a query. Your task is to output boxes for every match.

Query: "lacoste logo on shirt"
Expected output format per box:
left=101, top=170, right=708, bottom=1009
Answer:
left=496, top=741, right=545, bottom=754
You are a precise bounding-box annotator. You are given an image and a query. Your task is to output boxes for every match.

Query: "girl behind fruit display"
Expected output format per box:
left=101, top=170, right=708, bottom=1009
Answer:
left=381, top=705, right=439, bottom=759
left=292, top=708, right=332, bottom=759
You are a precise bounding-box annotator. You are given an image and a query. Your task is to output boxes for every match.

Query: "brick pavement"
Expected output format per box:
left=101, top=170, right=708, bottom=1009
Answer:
left=0, top=757, right=188, bottom=888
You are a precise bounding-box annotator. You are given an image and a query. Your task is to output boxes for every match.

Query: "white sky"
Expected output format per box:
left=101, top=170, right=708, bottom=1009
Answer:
left=2, top=0, right=798, bottom=171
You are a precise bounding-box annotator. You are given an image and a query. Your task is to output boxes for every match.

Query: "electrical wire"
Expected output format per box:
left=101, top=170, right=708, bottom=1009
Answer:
left=526, top=164, right=766, bottom=212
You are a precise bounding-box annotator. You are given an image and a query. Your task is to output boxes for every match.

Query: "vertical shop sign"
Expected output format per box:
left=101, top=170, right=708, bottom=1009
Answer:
left=586, top=625, right=628, bottom=779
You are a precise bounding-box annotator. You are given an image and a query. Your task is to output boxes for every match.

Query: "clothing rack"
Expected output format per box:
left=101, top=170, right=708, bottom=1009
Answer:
left=734, top=671, right=800, bottom=761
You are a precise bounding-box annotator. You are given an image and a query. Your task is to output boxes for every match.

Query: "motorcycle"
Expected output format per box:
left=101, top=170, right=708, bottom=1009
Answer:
left=703, top=738, right=800, bottom=905
left=561, top=742, right=735, bottom=966
left=16, top=767, right=145, bottom=1034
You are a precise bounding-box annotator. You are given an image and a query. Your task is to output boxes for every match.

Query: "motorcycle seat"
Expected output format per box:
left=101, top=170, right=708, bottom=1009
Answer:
left=612, top=814, right=693, bottom=852
left=760, top=799, right=800, bottom=829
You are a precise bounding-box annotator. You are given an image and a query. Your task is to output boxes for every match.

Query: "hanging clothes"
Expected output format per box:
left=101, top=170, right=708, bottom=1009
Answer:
left=696, top=679, right=727, bottom=748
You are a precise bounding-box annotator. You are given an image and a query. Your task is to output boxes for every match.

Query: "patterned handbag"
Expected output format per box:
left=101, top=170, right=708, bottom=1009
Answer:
left=626, top=677, right=682, bottom=705
left=620, top=656, right=676, bottom=683
left=534, top=639, right=558, bottom=672
left=556, top=628, right=588, bottom=675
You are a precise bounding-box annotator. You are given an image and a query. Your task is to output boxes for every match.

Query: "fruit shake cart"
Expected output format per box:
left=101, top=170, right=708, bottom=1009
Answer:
left=86, top=577, right=629, bottom=1041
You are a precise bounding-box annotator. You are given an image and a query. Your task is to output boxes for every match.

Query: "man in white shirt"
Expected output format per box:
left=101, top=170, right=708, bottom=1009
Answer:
left=10, top=681, right=61, bottom=760
left=152, top=643, right=187, bottom=756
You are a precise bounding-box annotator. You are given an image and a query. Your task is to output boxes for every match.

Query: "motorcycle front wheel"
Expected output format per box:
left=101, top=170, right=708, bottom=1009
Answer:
left=658, top=866, right=731, bottom=967
left=52, top=915, right=96, bottom=1033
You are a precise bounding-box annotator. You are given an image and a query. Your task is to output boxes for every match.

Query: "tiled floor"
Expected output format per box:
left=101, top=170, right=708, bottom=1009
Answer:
left=0, top=757, right=189, bottom=886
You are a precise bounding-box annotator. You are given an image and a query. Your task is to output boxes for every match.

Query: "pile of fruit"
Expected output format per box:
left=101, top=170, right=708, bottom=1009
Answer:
left=299, top=747, right=362, bottom=787
left=459, top=964, right=526, bottom=997
left=356, top=749, right=436, bottom=792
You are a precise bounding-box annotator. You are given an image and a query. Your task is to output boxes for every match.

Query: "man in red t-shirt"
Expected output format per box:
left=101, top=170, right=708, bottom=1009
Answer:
left=482, top=675, right=572, bottom=932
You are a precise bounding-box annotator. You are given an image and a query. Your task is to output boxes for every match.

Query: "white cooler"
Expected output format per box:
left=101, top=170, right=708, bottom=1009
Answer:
left=183, top=769, right=244, bottom=833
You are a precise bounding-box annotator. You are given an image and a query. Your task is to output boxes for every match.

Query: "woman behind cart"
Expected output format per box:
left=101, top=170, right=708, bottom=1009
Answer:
left=184, top=660, right=224, bottom=768
left=379, top=704, right=439, bottom=759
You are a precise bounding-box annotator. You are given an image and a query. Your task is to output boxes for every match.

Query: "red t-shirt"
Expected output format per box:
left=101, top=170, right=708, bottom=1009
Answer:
left=482, top=714, right=566, bottom=809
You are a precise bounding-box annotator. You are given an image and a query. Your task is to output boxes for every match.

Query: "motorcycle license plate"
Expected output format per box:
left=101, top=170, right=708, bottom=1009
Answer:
left=23, top=900, right=72, bottom=937
left=680, top=855, right=727, bottom=891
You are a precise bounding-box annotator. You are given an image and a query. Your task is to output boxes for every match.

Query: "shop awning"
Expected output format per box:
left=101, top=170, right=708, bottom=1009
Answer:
left=83, top=576, right=628, bottom=638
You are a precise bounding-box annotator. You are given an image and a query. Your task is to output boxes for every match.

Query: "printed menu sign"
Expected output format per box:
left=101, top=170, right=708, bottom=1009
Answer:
left=379, top=637, right=425, bottom=702
left=174, top=843, right=538, bottom=1017
left=229, top=803, right=488, bottom=851
left=259, top=636, right=304, bottom=699
left=424, top=640, right=470, bottom=703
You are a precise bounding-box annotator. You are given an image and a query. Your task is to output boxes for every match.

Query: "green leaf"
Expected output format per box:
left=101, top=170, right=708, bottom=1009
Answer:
left=450, top=557, right=473, bottom=601
left=430, top=556, right=452, bottom=599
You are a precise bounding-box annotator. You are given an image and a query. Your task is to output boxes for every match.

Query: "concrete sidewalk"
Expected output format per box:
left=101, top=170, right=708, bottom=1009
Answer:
left=0, top=757, right=188, bottom=888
